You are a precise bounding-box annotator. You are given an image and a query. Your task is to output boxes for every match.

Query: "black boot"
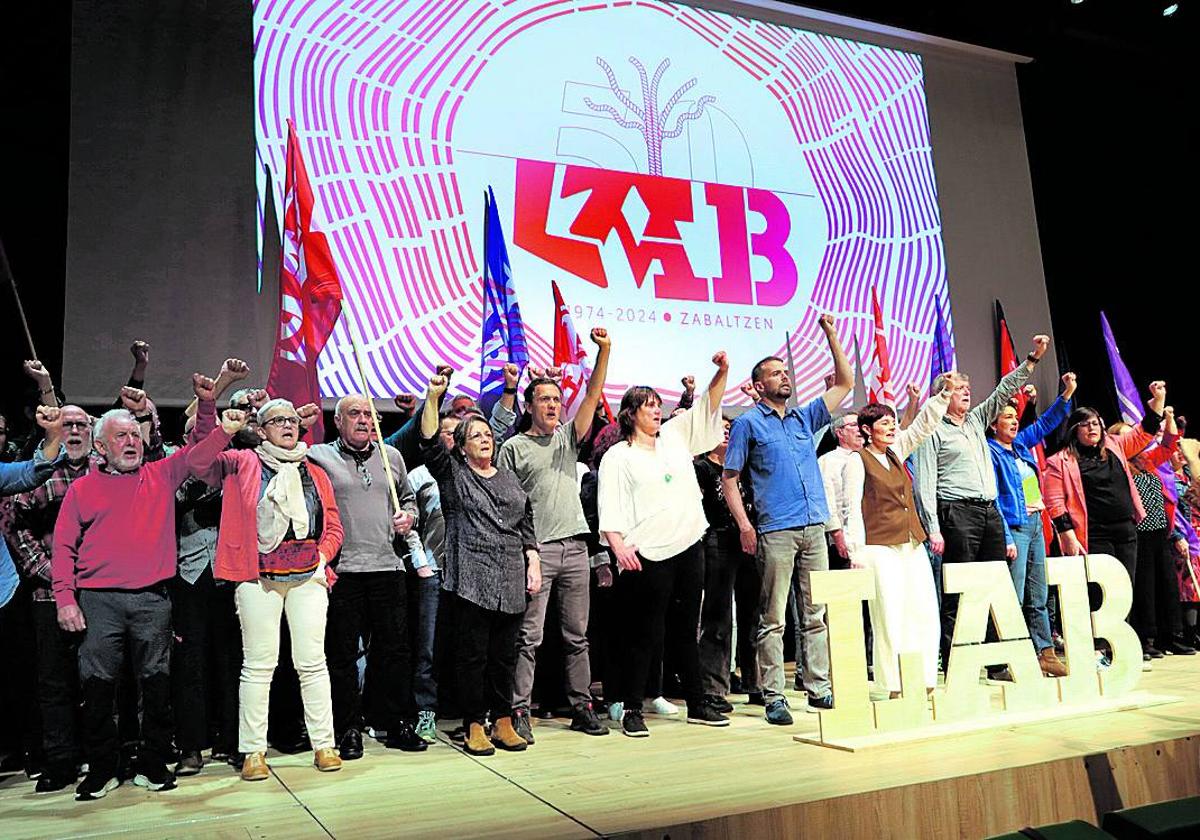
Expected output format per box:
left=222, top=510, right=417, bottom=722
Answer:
left=337, top=729, right=364, bottom=761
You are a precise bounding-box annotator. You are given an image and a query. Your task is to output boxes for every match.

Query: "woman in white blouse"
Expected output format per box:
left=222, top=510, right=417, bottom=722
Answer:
left=598, top=351, right=729, bottom=736
left=844, top=375, right=958, bottom=697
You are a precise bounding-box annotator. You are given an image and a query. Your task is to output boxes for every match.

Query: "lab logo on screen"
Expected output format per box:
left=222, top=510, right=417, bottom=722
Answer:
left=513, top=159, right=798, bottom=307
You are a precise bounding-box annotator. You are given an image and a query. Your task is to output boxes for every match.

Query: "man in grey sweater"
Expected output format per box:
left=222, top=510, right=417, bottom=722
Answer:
left=308, top=395, right=426, bottom=758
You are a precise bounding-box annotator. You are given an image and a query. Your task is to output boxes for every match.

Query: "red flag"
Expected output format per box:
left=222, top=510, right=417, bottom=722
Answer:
left=551, top=281, right=612, bottom=421
left=866, top=287, right=895, bottom=406
left=995, top=300, right=1028, bottom=417
left=266, top=119, right=344, bottom=442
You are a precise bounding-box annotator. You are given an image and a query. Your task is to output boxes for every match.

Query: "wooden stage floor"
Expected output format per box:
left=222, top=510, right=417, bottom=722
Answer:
left=3, top=656, right=1199, bottom=840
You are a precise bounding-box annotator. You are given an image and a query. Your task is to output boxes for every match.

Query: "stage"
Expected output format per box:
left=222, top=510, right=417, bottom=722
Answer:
left=2, top=657, right=1198, bottom=840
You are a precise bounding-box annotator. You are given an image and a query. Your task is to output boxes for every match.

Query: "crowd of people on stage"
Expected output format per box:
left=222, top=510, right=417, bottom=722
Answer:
left=1, top=320, right=1198, bottom=802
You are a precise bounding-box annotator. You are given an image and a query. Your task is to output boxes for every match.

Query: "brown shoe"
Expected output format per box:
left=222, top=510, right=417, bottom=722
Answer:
left=313, top=747, right=342, bottom=772
left=491, top=716, right=529, bottom=752
left=1039, top=647, right=1068, bottom=677
left=240, top=752, right=269, bottom=782
left=464, top=722, right=495, bottom=756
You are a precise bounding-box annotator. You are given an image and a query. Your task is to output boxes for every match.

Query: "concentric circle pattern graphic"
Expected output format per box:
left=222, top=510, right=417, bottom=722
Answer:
left=255, top=0, right=953, bottom=406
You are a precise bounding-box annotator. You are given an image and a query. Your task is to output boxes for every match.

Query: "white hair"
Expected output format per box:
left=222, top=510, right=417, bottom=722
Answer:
left=94, top=408, right=140, bottom=442
left=256, top=398, right=297, bottom=425
left=932, top=372, right=969, bottom=395
left=334, top=394, right=370, bottom=417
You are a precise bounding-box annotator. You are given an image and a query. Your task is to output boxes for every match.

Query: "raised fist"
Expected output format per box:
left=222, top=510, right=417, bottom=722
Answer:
left=393, top=393, right=418, bottom=414
left=680, top=375, right=695, bottom=392
left=36, top=405, right=63, bottom=434
left=130, top=340, right=150, bottom=364
left=296, top=403, right=321, bottom=431
left=220, top=358, right=250, bottom=382
left=590, top=327, right=610, bottom=348
left=428, top=374, right=449, bottom=398
left=739, top=382, right=759, bottom=402
left=192, top=373, right=218, bottom=402
left=435, top=364, right=454, bottom=380
left=1030, top=335, right=1050, bottom=359
left=503, top=362, right=520, bottom=388
left=906, top=382, right=920, bottom=400
left=1061, top=373, right=1077, bottom=399
left=120, top=386, right=148, bottom=414
left=544, top=366, right=562, bottom=381
left=23, top=359, right=51, bottom=386
left=712, top=351, right=728, bottom=370
left=818, top=314, right=836, bottom=333
left=221, top=409, right=248, bottom=434
left=246, top=389, right=270, bottom=411
left=1148, top=380, right=1166, bottom=401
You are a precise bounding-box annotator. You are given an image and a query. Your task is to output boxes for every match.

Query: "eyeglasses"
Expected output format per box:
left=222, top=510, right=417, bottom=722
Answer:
left=264, top=416, right=301, bottom=428
left=62, top=421, right=91, bottom=431
left=1078, top=419, right=1104, bottom=430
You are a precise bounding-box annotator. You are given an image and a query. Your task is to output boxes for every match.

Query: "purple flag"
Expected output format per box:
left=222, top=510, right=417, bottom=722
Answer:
left=1100, top=311, right=1143, bottom=424
left=930, top=294, right=954, bottom=389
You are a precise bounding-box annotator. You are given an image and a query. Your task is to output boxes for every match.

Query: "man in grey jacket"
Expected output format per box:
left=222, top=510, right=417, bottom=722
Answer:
left=309, top=395, right=426, bottom=758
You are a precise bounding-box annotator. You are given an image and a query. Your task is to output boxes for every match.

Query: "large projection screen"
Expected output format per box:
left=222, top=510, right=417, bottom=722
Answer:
left=64, top=0, right=1054, bottom=408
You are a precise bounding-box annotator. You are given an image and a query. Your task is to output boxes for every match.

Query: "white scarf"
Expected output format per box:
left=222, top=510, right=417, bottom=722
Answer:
left=255, top=440, right=311, bottom=554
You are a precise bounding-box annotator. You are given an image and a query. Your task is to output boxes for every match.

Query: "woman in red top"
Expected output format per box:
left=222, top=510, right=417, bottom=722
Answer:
left=188, top=398, right=344, bottom=781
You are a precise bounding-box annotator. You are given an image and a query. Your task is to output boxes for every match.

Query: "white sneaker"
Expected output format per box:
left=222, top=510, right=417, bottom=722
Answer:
left=647, top=696, right=679, bottom=716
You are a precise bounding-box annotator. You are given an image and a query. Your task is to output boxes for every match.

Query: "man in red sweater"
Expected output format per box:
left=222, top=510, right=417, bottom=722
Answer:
left=51, top=374, right=217, bottom=801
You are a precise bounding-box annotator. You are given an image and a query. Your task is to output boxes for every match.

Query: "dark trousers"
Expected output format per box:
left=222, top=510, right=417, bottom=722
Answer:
left=1134, top=528, right=1183, bottom=642
left=170, top=568, right=241, bottom=754
left=937, top=499, right=1008, bottom=666
left=699, top=531, right=761, bottom=697
left=1089, top=526, right=1139, bottom=617
left=406, top=571, right=440, bottom=712
left=33, top=601, right=82, bottom=775
left=454, top=596, right=521, bottom=725
left=326, top=570, right=413, bottom=736
left=0, top=585, right=39, bottom=766
left=77, top=587, right=173, bottom=774
left=615, top=542, right=704, bottom=712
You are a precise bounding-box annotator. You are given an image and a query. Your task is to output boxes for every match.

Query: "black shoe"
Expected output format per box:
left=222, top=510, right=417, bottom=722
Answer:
left=793, top=673, right=805, bottom=692
left=338, top=729, right=364, bottom=761
left=512, top=708, right=535, bottom=744
left=1164, top=638, right=1196, bottom=656
left=705, top=694, right=734, bottom=714
left=35, top=770, right=77, bottom=794
left=448, top=725, right=466, bottom=744
left=807, top=694, right=834, bottom=713
left=533, top=707, right=556, bottom=720
left=686, top=704, right=730, bottom=727
left=746, top=690, right=765, bottom=706
left=987, top=666, right=1014, bottom=682
left=729, top=672, right=745, bottom=694
left=75, top=773, right=120, bottom=801
left=133, top=764, right=177, bottom=792
left=570, top=702, right=609, bottom=736
left=1144, top=644, right=1165, bottom=659
left=622, top=709, right=649, bottom=738
left=384, top=722, right=429, bottom=752
left=174, top=751, right=203, bottom=777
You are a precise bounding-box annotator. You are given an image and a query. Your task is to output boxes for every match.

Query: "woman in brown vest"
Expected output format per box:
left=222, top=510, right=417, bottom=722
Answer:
left=844, top=375, right=958, bottom=697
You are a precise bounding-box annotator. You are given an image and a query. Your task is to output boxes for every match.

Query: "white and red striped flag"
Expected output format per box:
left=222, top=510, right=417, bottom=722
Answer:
left=552, top=280, right=613, bottom=421
left=866, top=286, right=895, bottom=406
left=266, top=119, right=344, bottom=442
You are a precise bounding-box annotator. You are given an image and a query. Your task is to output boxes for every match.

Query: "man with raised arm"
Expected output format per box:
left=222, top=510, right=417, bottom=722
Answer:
left=51, top=374, right=217, bottom=801
left=910, top=333, right=1051, bottom=668
left=498, top=328, right=612, bottom=742
left=722, top=315, right=853, bottom=726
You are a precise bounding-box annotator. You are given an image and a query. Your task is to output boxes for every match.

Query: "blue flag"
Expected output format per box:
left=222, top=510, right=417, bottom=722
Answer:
left=1100, top=311, right=1142, bottom=424
left=929, top=294, right=954, bottom=388
left=479, top=187, right=529, bottom=413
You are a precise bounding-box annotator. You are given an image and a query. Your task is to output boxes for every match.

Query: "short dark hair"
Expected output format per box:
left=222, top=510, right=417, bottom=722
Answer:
left=617, top=386, right=663, bottom=442
left=857, top=402, right=896, bottom=443
left=751, top=356, right=784, bottom=383
left=523, top=377, right=563, bottom=405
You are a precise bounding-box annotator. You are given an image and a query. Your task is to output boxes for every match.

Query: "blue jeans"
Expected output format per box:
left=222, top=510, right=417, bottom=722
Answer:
left=1008, top=513, right=1051, bottom=652
left=407, top=571, right=441, bottom=712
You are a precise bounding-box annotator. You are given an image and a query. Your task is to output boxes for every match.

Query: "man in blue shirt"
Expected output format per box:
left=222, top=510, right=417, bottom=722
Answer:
left=722, top=315, right=853, bottom=725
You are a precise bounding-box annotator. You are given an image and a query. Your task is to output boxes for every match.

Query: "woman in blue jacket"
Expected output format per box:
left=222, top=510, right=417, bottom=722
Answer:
left=987, top=373, right=1076, bottom=677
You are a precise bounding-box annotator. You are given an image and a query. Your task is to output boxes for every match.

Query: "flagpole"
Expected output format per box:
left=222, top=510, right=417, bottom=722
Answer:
left=783, top=331, right=799, bottom=408
left=0, top=237, right=39, bottom=360
left=347, top=332, right=403, bottom=516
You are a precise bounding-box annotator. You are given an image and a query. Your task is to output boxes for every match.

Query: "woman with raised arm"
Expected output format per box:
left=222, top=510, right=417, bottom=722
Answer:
left=1044, top=381, right=1172, bottom=637
left=986, top=373, right=1077, bottom=677
left=598, top=351, right=729, bottom=737
left=418, top=372, right=540, bottom=757
left=186, top=398, right=344, bottom=781
left=843, top=375, right=957, bottom=697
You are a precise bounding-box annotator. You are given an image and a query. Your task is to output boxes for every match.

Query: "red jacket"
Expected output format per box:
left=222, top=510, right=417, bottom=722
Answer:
left=186, top=425, right=343, bottom=583
left=1044, top=425, right=1177, bottom=552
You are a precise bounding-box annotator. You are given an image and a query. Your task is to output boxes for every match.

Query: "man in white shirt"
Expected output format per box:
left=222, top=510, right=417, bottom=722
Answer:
left=819, top=412, right=862, bottom=566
